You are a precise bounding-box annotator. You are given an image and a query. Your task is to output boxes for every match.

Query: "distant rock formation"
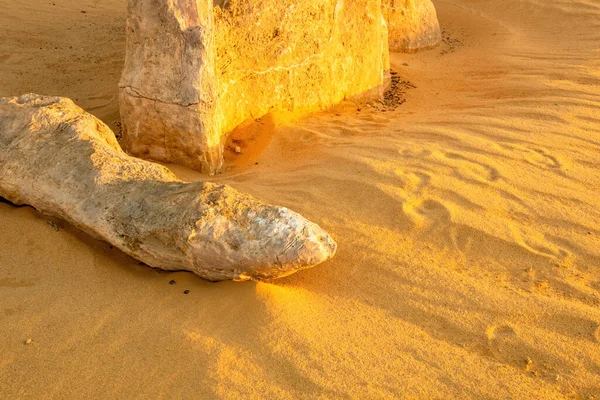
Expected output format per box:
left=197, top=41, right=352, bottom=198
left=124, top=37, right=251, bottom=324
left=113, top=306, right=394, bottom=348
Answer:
left=119, top=0, right=391, bottom=173
left=0, top=94, right=337, bottom=281
left=383, top=0, right=442, bottom=52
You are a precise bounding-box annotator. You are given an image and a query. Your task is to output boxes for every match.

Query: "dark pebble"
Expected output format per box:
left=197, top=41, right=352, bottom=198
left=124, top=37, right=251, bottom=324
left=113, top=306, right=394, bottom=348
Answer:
left=169, top=280, right=176, bottom=285
left=184, top=290, right=190, bottom=294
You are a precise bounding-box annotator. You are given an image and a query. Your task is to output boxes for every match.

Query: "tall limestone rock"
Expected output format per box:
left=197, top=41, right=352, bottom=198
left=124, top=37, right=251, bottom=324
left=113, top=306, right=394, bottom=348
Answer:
left=119, top=0, right=390, bottom=173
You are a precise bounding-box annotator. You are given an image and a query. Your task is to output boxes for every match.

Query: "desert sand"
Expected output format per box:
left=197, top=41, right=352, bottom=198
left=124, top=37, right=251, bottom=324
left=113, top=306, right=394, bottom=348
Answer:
left=1, top=0, right=600, bottom=398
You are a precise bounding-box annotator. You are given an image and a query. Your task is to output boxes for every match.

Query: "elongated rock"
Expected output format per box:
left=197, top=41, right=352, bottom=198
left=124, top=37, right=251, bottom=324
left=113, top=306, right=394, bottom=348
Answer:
left=383, top=0, right=442, bottom=52
left=0, top=94, right=337, bottom=281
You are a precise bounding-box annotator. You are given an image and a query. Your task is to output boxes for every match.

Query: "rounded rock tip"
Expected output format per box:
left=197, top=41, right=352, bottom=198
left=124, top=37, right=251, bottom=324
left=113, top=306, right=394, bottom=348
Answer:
left=240, top=208, right=338, bottom=281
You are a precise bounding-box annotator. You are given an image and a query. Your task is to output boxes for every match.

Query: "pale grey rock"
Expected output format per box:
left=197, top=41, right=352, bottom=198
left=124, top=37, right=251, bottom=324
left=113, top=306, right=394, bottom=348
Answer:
left=0, top=94, right=337, bottom=281
left=119, top=0, right=222, bottom=174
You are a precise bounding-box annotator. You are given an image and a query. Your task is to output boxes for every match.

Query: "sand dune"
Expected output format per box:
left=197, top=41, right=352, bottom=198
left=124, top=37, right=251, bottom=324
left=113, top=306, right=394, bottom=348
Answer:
left=1, top=0, right=600, bottom=398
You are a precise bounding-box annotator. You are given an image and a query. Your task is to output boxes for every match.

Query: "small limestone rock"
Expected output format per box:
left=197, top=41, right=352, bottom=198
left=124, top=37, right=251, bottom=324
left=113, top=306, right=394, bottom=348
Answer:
left=235, top=146, right=242, bottom=154
left=382, top=0, right=442, bottom=53
left=0, top=94, right=337, bottom=281
left=25, top=339, right=32, bottom=345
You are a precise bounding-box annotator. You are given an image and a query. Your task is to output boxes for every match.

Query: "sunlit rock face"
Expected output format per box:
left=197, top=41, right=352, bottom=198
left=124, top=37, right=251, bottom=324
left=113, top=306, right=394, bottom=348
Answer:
left=212, top=1, right=390, bottom=137
left=382, top=0, right=441, bottom=53
left=119, top=0, right=390, bottom=173
left=0, top=94, right=337, bottom=281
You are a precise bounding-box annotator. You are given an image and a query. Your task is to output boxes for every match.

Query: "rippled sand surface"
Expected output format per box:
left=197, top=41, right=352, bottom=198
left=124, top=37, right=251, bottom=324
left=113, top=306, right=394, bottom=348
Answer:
left=1, top=0, right=599, bottom=398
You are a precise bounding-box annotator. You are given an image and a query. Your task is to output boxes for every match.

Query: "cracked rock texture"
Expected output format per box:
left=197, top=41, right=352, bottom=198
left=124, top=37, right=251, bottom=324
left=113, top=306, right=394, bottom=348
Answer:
left=0, top=94, right=337, bottom=281
left=383, top=0, right=442, bottom=52
left=119, top=0, right=390, bottom=173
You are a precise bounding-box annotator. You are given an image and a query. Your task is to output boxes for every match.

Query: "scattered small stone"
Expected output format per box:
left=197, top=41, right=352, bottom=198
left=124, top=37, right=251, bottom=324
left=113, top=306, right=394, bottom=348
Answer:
left=536, top=280, right=549, bottom=290
left=114, top=121, right=123, bottom=140
left=402, top=63, right=409, bottom=67
left=356, top=108, right=362, bottom=112
left=254, top=162, right=259, bottom=165
left=184, top=290, right=190, bottom=294
left=47, top=221, right=59, bottom=231
left=234, top=146, right=241, bottom=154
left=25, top=339, right=32, bottom=345
left=169, top=280, right=176, bottom=285
left=367, top=73, right=414, bottom=112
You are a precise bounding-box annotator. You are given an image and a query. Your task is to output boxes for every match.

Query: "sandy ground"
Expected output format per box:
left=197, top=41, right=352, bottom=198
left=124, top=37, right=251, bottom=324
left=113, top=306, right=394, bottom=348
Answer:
left=1, top=0, right=600, bottom=398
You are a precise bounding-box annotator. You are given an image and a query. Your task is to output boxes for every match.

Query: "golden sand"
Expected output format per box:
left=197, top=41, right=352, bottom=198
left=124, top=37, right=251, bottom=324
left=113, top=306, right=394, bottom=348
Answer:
left=1, top=0, right=599, bottom=398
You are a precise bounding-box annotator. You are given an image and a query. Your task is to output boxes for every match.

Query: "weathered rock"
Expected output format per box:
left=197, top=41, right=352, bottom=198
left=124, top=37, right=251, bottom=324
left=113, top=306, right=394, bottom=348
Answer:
left=119, top=0, right=390, bottom=173
left=382, top=0, right=442, bottom=53
left=119, top=0, right=222, bottom=173
left=0, top=94, right=337, bottom=281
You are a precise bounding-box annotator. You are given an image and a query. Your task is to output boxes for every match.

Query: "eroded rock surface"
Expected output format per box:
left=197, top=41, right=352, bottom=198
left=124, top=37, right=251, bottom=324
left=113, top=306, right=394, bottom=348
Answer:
left=213, top=0, right=390, bottom=136
left=120, top=0, right=390, bottom=173
left=383, top=0, right=442, bottom=52
left=0, top=94, right=337, bottom=281
left=119, top=0, right=222, bottom=173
